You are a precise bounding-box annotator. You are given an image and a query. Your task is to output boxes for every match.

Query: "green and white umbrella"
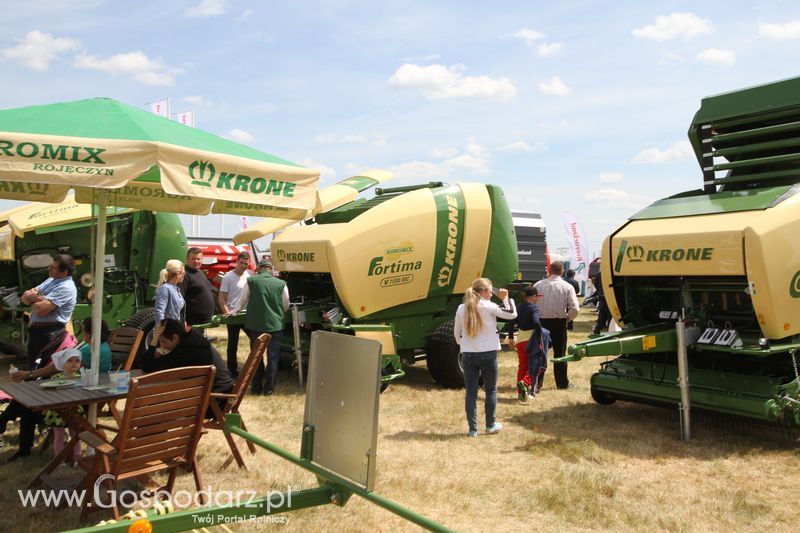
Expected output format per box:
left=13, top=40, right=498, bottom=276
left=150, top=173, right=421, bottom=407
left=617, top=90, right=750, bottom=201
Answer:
left=0, top=97, right=320, bottom=385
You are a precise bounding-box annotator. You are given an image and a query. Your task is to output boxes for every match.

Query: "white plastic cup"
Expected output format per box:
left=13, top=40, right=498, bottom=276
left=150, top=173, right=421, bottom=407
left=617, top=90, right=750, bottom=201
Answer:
left=112, top=371, right=130, bottom=392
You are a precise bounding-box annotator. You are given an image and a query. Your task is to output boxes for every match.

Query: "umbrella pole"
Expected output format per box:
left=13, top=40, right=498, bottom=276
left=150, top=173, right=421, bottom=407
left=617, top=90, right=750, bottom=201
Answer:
left=90, top=190, right=108, bottom=388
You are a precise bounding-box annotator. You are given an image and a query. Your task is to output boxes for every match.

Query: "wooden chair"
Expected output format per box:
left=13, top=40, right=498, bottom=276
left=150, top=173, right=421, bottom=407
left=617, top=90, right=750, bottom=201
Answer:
left=76, top=365, right=215, bottom=521
left=95, top=327, right=144, bottom=429
left=108, top=327, right=144, bottom=370
left=203, top=333, right=270, bottom=469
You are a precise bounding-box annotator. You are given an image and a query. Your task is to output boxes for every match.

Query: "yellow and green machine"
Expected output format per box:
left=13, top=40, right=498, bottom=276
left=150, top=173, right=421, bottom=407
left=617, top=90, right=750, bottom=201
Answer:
left=563, top=76, right=800, bottom=430
left=235, top=179, right=519, bottom=388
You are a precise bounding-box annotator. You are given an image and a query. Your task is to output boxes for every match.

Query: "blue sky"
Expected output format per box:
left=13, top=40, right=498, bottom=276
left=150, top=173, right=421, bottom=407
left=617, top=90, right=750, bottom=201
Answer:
left=2, top=1, right=800, bottom=254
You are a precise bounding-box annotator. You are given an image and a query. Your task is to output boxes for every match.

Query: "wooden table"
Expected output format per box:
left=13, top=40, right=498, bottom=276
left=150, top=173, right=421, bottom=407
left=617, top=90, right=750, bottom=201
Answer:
left=0, top=371, right=142, bottom=489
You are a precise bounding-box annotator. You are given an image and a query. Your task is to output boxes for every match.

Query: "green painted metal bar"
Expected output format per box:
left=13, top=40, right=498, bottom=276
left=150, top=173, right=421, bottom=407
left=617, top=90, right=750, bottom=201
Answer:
left=711, top=118, right=800, bottom=142
left=224, top=416, right=453, bottom=532
left=712, top=151, right=800, bottom=171
left=67, top=487, right=337, bottom=533
left=710, top=135, right=800, bottom=158
left=557, top=324, right=677, bottom=362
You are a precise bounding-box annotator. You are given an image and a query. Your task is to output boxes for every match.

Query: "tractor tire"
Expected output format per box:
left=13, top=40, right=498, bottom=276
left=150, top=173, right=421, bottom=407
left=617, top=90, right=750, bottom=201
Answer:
left=591, top=386, right=617, bottom=405
left=122, top=308, right=157, bottom=366
left=426, top=321, right=464, bottom=389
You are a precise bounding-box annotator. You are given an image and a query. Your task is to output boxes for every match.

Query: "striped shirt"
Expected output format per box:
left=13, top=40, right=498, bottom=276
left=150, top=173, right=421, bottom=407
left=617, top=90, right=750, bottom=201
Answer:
left=533, top=275, right=580, bottom=320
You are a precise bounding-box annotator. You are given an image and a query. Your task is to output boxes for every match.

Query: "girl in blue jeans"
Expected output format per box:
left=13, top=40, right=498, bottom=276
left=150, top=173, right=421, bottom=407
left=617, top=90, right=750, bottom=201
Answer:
left=454, top=278, right=517, bottom=437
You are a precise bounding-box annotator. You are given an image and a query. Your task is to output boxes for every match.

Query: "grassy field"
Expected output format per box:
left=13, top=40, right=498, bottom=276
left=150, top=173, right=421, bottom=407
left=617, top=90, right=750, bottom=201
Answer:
left=0, top=308, right=798, bottom=532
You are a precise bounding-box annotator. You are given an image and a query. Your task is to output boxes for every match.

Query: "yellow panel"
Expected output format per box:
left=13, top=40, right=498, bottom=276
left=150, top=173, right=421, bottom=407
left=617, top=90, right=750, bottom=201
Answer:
left=354, top=329, right=396, bottom=355
left=744, top=193, right=800, bottom=338
left=272, top=224, right=338, bottom=273
left=611, top=212, right=751, bottom=276
left=453, top=183, right=491, bottom=291
left=328, top=189, right=438, bottom=318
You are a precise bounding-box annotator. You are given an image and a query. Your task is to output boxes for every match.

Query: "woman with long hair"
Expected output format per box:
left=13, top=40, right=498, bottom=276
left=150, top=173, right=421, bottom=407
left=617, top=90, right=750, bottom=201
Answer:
left=154, top=259, right=185, bottom=323
left=454, top=277, right=517, bottom=437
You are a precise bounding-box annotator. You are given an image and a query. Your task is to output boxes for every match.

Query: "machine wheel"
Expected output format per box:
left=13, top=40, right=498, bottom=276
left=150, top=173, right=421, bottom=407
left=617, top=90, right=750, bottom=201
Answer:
left=426, top=321, right=464, bottom=389
left=122, top=308, right=157, bottom=364
left=591, top=386, right=617, bottom=405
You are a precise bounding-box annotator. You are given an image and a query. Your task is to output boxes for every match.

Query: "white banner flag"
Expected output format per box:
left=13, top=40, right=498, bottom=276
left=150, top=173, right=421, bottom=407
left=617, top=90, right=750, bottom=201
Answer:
left=561, top=212, right=589, bottom=284
left=173, top=109, right=195, bottom=127
left=148, top=99, right=169, bottom=117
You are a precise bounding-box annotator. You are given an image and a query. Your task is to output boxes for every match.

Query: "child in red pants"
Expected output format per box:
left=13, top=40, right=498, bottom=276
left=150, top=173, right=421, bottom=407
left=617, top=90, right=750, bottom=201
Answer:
left=507, top=286, right=542, bottom=402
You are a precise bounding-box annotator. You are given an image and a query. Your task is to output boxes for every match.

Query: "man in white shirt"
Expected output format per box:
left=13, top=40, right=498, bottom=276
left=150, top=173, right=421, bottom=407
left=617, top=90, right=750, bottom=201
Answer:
left=218, top=251, right=252, bottom=377
left=534, top=261, right=580, bottom=389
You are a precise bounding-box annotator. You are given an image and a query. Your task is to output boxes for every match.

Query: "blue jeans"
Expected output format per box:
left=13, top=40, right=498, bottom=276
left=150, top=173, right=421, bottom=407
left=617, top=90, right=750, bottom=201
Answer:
left=462, top=351, right=498, bottom=432
left=246, top=329, right=283, bottom=393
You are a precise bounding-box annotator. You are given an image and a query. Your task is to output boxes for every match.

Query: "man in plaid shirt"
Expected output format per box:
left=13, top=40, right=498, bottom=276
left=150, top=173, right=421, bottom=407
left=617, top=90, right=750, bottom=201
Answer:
left=534, top=261, right=580, bottom=389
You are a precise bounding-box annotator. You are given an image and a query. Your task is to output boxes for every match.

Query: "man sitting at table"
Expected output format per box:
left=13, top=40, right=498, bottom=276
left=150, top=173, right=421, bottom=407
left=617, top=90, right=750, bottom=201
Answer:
left=142, top=319, right=235, bottom=413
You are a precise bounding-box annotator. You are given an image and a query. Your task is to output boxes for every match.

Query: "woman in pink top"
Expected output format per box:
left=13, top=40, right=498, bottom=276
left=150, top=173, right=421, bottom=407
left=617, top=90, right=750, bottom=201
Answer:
left=454, top=277, right=517, bottom=437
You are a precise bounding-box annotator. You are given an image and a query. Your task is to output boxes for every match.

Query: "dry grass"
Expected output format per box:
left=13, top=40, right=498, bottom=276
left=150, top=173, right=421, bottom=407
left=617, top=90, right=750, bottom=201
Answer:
left=1, top=308, right=799, bottom=532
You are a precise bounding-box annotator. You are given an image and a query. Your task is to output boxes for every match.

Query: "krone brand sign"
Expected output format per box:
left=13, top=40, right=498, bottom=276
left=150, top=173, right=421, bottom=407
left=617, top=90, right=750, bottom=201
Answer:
left=616, top=239, right=714, bottom=272
left=188, top=160, right=296, bottom=198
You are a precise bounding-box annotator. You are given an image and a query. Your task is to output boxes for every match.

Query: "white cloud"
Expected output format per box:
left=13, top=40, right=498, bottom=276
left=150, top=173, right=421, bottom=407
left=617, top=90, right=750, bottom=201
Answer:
left=538, top=76, right=572, bottom=96
left=510, top=28, right=546, bottom=46
left=1, top=30, right=80, bottom=71
left=429, top=147, right=459, bottom=158
left=498, top=141, right=533, bottom=152
left=759, top=20, right=800, bottom=40
left=185, top=0, right=230, bottom=17
left=632, top=12, right=712, bottom=41
left=184, top=95, right=212, bottom=107
left=391, top=145, right=491, bottom=180
left=74, top=51, right=184, bottom=86
left=388, top=63, right=517, bottom=100
left=598, top=172, right=624, bottom=183
left=584, top=187, right=652, bottom=210
left=465, top=142, right=487, bottom=157
left=695, top=48, right=735, bottom=66
left=537, top=42, right=562, bottom=57
left=443, top=153, right=490, bottom=173
left=298, top=159, right=337, bottom=184
left=239, top=9, right=254, bottom=21
left=631, top=141, right=693, bottom=164
left=228, top=128, right=255, bottom=144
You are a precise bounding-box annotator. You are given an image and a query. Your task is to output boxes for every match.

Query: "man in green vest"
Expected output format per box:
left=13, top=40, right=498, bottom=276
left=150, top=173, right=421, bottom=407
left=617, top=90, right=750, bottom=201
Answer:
left=244, top=260, right=289, bottom=394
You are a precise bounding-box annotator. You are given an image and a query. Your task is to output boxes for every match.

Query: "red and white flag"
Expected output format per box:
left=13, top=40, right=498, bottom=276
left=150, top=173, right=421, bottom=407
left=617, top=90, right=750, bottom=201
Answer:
left=173, top=109, right=195, bottom=127
left=561, top=212, right=590, bottom=284
left=148, top=99, right=169, bottom=117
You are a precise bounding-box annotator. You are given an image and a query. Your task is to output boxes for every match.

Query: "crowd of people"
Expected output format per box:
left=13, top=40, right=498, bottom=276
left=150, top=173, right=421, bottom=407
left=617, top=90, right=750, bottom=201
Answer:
left=0, top=247, right=289, bottom=462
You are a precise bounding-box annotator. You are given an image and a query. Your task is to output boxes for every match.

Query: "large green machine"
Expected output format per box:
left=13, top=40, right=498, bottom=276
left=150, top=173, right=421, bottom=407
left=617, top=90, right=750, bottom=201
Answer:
left=243, top=181, right=519, bottom=388
left=0, top=205, right=187, bottom=355
left=562, top=76, right=800, bottom=430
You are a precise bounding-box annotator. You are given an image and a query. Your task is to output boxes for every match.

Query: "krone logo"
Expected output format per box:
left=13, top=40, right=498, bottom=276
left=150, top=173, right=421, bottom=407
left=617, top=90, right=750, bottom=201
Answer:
left=626, top=244, right=644, bottom=262
left=276, top=249, right=286, bottom=262
left=188, top=160, right=216, bottom=187
left=790, top=270, right=800, bottom=298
